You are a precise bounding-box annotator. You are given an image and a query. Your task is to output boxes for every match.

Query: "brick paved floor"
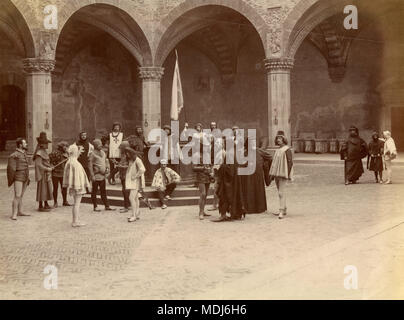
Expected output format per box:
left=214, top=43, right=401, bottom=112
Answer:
left=0, top=163, right=403, bottom=299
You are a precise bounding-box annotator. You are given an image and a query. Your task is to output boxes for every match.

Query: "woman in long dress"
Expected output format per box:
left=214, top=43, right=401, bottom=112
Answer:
left=63, top=144, right=91, bottom=227
left=124, top=147, right=146, bottom=223
left=269, top=131, right=293, bottom=219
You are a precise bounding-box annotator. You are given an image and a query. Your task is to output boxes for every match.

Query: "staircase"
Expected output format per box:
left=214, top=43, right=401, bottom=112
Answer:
left=82, top=184, right=215, bottom=208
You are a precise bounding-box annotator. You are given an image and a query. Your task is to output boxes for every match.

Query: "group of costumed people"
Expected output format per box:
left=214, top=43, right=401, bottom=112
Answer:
left=6, top=120, right=295, bottom=226
left=340, top=126, right=397, bottom=185
left=9, top=122, right=396, bottom=227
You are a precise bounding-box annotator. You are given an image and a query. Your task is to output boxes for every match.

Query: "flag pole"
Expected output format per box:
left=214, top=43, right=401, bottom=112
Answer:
left=175, top=49, right=187, bottom=125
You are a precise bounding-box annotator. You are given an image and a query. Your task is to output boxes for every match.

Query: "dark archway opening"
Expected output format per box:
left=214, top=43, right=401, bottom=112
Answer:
left=0, top=85, right=25, bottom=150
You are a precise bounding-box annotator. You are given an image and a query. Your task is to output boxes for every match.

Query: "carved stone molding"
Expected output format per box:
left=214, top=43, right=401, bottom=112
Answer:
left=139, top=67, right=165, bottom=81
left=264, top=58, right=294, bottom=72
left=23, top=58, right=56, bottom=74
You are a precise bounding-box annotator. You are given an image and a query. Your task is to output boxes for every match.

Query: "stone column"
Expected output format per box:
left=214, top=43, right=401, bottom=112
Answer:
left=264, top=58, right=294, bottom=146
left=23, top=58, right=55, bottom=153
left=139, top=67, right=164, bottom=142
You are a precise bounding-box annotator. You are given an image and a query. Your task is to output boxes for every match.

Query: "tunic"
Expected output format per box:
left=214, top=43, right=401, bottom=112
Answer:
left=34, top=148, right=53, bottom=202
left=49, top=150, right=68, bottom=178
left=88, top=150, right=109, bottom=181
left=193, top=164, right=213, bottom=184
left=125, top=157, right=146, bottom=190
left=63, top=146, right=91, bottom=195
left=368, top=139, right=384, bottom=172
left=109, top=132, right=123, bottom=159
left=269, top=146, right=293, bottom=180
left=7, top=149, right=30, bottom=187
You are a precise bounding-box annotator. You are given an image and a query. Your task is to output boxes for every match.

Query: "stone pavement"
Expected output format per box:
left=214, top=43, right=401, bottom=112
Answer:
left=0, top=163, right=403, bottom=299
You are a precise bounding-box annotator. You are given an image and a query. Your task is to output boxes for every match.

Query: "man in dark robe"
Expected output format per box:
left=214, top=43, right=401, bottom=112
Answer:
left=214, top=162, right=246, bottom=221
left=340, top=126, right=368, bottom=185
left=240, top=137, right=272, bottom=214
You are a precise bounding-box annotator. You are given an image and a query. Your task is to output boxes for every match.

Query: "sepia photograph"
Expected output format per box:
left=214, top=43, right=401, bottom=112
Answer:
left=0, top=0, right=403, bottom=306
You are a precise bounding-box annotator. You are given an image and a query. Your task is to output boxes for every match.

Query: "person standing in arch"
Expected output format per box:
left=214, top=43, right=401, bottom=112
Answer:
left=108, top=122, right=124, bottom=185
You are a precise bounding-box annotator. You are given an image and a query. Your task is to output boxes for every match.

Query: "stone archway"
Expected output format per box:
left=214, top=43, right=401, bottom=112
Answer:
left=154, top=0, right=268, bottom=66
left=53, top=3, right=151, bottom=142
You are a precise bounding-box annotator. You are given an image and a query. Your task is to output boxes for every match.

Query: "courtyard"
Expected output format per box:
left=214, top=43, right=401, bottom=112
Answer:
left=1, top=162, right=403, bottom=300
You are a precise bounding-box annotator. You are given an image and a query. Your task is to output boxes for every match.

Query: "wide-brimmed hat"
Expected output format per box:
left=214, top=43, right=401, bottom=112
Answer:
left=36, top=132, right=51, bottom=144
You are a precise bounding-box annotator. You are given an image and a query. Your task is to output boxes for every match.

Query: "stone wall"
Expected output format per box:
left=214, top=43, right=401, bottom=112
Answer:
left=52, top=36, right=142, bottom=145
left=291, top=25, right=383, bottom=142
left=161, top=32, right=267, bottom=138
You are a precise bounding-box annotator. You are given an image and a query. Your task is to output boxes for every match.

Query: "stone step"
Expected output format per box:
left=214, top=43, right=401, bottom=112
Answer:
left=82, top=194, right=215, bottom=208
left=82, top=185, right=216, bottom=208
left=98, top=187, right=205, bottom=198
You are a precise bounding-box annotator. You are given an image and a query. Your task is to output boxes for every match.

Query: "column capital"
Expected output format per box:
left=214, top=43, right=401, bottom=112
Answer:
left=23, top=58, right=55, bottom=74
left=264, top=58, right=294, bottom=72
left=139, top=67, right=164, bottom=81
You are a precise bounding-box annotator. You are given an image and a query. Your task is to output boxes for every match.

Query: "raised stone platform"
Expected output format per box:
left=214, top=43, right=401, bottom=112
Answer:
left=82, top=185, right=215, bottom=208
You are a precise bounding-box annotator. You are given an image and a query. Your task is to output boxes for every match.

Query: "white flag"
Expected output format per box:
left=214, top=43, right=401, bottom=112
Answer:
left=170, top=51, right=184, bottom=121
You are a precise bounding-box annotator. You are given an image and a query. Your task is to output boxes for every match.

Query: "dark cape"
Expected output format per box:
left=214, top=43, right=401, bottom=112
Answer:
left=217, top=163, right=246, bottom=220
left=340, top=136, right=368, bottom=182
left=241, top=149, right=272, bottom=214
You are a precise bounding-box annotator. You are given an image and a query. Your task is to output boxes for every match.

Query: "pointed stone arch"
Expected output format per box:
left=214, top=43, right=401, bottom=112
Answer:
left=154, top=0, right=268, bottom=66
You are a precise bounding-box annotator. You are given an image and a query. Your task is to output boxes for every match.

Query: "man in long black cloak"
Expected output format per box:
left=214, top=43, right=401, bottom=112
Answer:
left=340, top=126, right=368, bottom=185
left=240, top=137, right=272, bottom=214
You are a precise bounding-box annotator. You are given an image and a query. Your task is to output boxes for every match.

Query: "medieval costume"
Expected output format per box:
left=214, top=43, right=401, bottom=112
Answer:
left=269, top=131, right=293, bottom=219
left=63, top=144, right=91, bottom=196
left=49, top=141, right=70, bottom=207
left=383, top=131, right=397, bottom=184
left=108, top=122, right=124, bottom=185
left=367, top=132, right=384, bottom=183
left=152, top=159, right=181, bottom=209
left=193, top=160, right=215, bottom=220
left=215, top=162, right=246, bottom=221
left=7, top=139, right=31, bottom=220
left=33, top=132, right=53, bottom=211
left=241, top=138, right=272, bottom=214
left=124, top=147, right=146, bottom=222
left=75, top=131, right=94, bottom=182
left=89, top=139, right=115, bottom=212
left=117, top=141, right=130, bottom=212
left=127, top=126, right=155, bottom=210
left=340, top=126, right=368, bottom=185
left=161, top=125, right=182, bottom=174
left=63, top=144, right=91, bottom=227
